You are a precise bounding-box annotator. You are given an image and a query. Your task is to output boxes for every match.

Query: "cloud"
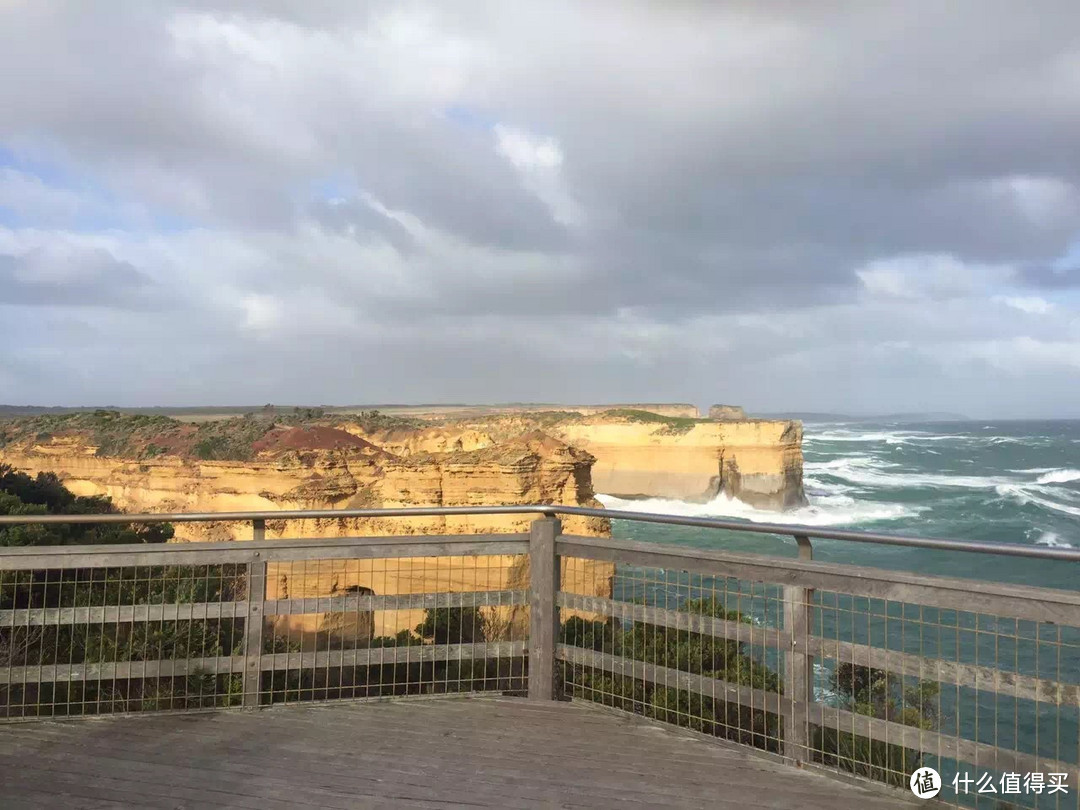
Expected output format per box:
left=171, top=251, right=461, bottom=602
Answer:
left=0, top=1, right=1079, bottom=416
left=0, top=237, right=158, bottom=309
left=856, top=254, right=1014, bottom=300
left=494, top=124, right=584, bottom=227
left=995, top=296, right=1053, bottom=315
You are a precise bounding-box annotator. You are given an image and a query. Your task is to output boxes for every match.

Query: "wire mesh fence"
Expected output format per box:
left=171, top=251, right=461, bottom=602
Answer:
left=3, top=510, right=1079, bottom=808
left=259, top=553, right=529, bottom=705
left=0, top=542, right=531, bottom=719
left=557, top=547, right=1080, bottom=810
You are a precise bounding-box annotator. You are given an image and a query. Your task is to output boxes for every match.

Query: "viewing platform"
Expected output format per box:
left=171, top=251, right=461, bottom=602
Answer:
left=0, top=697, right=915, bottom=808
left=1, top=506, right=1078, bottom=808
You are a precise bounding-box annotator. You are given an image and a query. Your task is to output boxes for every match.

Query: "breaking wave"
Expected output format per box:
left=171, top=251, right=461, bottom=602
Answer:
left=1036, top=469, right=1080, bottom=485
left=1032, top=530, right=1075, bottom=549
left=804, top=430, right=969, bottom=445
left=806, top=456, right=1014, bottom=490
left=804, top=428, right=1032, bottom=447
left=996, top=484, right=1080, bottom=518
left=596, top=492, right=923, bottom=527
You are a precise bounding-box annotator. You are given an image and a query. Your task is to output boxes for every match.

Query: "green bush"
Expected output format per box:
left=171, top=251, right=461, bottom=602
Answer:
left=561, top=596, right=782, bottom=751
left=813, top=662, right=939, bottom=786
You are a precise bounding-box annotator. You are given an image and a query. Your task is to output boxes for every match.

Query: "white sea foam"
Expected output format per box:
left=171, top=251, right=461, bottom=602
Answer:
left=805, top=428, right=1032, bottom=447
left=814, top=662, right=839, bottom=704
left=1036, top=469, right=1080, bottom=485
left=808, top=455, right=1014, bottom=490
left=803, top=477, right=858, bottom=497
left=805, top=430, right=968, bottom=444
left=596, top=492, right=923, bottom=527
left=1033, top=531, right=1075, bottom=549
left=997, top=485, right=1080, bottom=518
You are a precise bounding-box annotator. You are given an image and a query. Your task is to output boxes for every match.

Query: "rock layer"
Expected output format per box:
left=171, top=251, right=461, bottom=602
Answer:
left=0, top=420, right=613, bottom=642
left=547, top=417, right=805, bottom=509
left=708, top=404, right=748, bottom=421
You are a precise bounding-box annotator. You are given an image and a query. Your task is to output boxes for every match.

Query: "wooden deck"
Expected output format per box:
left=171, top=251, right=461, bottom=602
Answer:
left=0, top=697, right=919, bottom=809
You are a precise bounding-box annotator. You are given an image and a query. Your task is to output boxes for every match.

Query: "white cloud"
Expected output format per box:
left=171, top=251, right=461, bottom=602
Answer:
left=494, top=123, right=584, bottom=226
left=2, top=2, right=1080, bottom=415
left=995, top=295, right=1053, bottom=314
left=984, top=175, right=1080, bottom=227
left=0, top=168, right=86, bottom=223
left=238, top=293, right=283, bottom=332
left=855, top=254, right=1013, bottom=300
left=955, top=336, right=1080, bottom=372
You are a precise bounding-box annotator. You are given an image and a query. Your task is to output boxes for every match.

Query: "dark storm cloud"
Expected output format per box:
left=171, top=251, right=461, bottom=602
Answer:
left=0, top=0, right=1079, bottom=415
left=0, top=248, right=159, bottom=309
left=1018, top=264, right=1080, bottom=289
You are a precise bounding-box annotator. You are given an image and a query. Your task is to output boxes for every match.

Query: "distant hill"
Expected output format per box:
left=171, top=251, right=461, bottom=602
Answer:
left=758, top=411, right=970, bottom=423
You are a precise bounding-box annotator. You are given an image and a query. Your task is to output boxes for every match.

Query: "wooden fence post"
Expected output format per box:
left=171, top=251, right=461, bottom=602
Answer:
left=528, top=517, right=561, bottom=701
left=243, top=553, right=266, bottom=708
left=783, top=535, right=814, bottom=763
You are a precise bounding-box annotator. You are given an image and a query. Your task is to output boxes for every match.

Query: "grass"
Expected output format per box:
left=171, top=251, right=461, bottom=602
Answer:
left=600, top=409, right=709, bottom=435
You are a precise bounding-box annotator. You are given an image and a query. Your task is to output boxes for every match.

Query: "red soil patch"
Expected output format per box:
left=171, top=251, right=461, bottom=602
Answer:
left=252, top=426, right=384, bottom=455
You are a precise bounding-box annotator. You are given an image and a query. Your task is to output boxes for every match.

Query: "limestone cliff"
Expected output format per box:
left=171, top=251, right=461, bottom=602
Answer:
left=355, top=410, right=806, bottom=511
left=0, top=419, right=606, bottom=540
left=543, top=416, right=804, bottom=509
left=0, top=416, right=613, bottom=644
left=708, top=404, right=748, bottom=421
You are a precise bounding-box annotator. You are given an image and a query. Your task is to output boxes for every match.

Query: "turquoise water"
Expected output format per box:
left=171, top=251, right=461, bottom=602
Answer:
left=601, top=419, right=1080, bottom=589
left=596, top=420, right=1080, bottom=801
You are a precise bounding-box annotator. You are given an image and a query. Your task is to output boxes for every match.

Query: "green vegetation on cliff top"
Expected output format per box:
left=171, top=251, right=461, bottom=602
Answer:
left=0, top=408, right=422, bottom=461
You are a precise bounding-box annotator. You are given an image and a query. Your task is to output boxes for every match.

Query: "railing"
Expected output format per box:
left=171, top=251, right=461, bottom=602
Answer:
left=2, top=506, right=1079, bottom=808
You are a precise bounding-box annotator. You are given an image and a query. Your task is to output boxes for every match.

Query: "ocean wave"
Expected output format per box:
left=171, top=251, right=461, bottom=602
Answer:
left=804, top=455, right=886, bottom=472
left=814, top=661, right=839, bottom=704
left=805, top=429, right=1036, bottom=447
left=996, top=485, right=1080, bottom=518
left=596, top=492, right=924, bottom=527
left=803, top=477, right=858, bottom=497
left=805, top=430, right=969, bottom=444
left=1036, top=469, right=1080, bottom=485
left=808, top=456, right=1014, bottom=490
left=1032, top=531, right=1075, bottom=549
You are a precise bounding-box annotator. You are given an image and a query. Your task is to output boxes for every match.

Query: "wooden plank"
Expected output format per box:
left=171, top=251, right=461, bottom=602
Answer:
left=0, top=534, right=530, bottom=570
left=556, top=592, right=790, bottom=649
left=263, top=589, right=527, bottom=616
left=0, top=601, right=246, bottom=627
left=807, top=703, right=1078, bottom=782
left=260, top=640, right=527, bottom=671
left=0, top=698, right=924, bottom=809
left=0, top=655, right=245, bottom=684
left=557, top=535, right=1080, bottom=625
left=242, top=559, right=266, bottom=708
left=0, top=641, right=526, bottom=685
left=808, top=637, right=1080, bottom=708
left=0, top=589, right=528, bottom=627
left=557, top=644, right=788, bottom=720
left=528, top=517, right=560, bottom=701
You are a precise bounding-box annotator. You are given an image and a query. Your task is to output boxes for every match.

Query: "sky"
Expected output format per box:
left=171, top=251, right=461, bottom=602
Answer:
left=1, top=1, right=1079, bottom=418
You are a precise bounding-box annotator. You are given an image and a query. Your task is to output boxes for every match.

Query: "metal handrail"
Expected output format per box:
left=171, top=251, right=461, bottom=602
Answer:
left=2, top=504, right=1079, bottom=561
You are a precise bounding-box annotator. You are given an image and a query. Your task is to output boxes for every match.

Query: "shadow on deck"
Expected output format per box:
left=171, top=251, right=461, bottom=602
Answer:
left=0, top=697, right=918, bottom=809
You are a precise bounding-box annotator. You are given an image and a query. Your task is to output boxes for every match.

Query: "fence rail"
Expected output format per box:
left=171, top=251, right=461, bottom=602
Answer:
left=2, top=505, right=1078, bottom=807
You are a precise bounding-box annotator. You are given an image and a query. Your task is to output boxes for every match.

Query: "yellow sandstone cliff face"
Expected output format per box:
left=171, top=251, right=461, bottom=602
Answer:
left=354, top=412, right=806, bottom=511
left=547, top=418, right=806, bottom=509
left=0, top=424, right=612, bottom=644
left=0, top=429, right=605, bottom=540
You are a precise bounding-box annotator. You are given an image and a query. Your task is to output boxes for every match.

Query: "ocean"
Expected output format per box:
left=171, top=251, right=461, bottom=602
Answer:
left=597, top=420, right=1080, bottom=790
left=599, top=419, right=1080, bottom=591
